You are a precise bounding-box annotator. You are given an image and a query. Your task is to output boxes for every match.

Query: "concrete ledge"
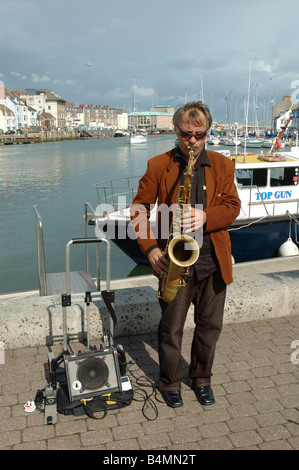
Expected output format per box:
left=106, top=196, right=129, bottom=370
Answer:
left=0, top=258, right=298, bottom=349
left=225, top=270, right=299, bottom=322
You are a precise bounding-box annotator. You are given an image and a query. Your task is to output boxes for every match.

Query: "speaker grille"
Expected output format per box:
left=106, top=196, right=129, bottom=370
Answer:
left=77, top=357, right=109, bottom=389
left=64, top=348, right=122, bottom=401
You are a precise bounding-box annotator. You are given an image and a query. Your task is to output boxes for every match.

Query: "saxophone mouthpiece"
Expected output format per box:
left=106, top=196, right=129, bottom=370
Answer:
left=188, top=146, right=195, bottom=161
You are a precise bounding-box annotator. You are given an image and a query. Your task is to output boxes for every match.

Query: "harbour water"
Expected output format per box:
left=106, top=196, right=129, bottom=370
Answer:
left=0, top=134, right=176, bottom=294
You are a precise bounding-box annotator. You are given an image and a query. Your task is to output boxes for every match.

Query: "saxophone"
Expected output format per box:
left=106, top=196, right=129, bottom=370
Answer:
left=157, top=147, right=200, bottom=303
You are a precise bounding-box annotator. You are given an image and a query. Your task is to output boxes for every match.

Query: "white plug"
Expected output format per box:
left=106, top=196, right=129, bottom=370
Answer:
left=24, top=400, right=36, bottom=413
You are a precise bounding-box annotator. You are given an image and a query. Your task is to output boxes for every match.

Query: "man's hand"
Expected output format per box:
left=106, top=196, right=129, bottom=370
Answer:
left=182, top=207, right=206, bottom=233
left=148, top=247, right=168, bottom=276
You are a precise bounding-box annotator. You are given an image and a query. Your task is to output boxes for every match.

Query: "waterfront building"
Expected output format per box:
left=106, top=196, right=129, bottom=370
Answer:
left=7, top=91, right=28, bottom=129
left=83, top=104, right=127, bottom=129
left=26, top=105, right=40, bottom=130
left=20, top=89, right=47, bottom=117
left=39, top=111, right=55, bottom=129
left=21, top=89, right=66, bottom=129
left=117, top=112, right=128, bottom=131
left=0, top=104, right=15, bottom=132
left=0, top=87, right=37, bottom=131
left=8, top=90, right=40, bottom=130
left=0, top=87, right=27, bottom=130
left=128, top=105, right=174, bottom=131
left=65, top=102, right=85, bottom=128
left=273, top=93, right=299, bottom=134
left=273, top=94, right=293, bottom=119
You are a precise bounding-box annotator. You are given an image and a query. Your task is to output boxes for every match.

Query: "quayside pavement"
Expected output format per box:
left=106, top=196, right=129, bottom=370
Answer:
left=0, top=313, right=298, bottom=451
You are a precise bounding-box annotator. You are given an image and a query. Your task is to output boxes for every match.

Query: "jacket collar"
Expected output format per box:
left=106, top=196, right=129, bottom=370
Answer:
left=163, top=148, right=218, bottom=208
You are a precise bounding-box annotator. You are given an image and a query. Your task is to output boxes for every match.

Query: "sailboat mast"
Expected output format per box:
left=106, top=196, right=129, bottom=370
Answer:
left=244, top=58, right=252, bottom=162
left=133, top=77, right=137, bottom=112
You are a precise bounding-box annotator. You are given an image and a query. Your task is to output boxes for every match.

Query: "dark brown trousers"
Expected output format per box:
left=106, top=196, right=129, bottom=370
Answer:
left=158, top=269, right=226, bottom=391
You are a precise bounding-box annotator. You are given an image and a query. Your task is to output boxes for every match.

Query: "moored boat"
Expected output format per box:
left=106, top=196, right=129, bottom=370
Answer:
left=149, top=130, right=160, bottom=135
left=223, top=138, right=241, bottom=146
left=240, top=138, right=264, bottom=148
left=129, top=132, right=147, bottom=144
left=206, top=136, right=220, bottom=145
left=114, top=130, right=128, bottom=137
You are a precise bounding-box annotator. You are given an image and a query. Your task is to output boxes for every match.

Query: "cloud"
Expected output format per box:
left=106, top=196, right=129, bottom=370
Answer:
left=31, top=73, right=51, bottom=83
left=135, top=86, right=155, bottom=98
left=53, top=78, right=75, bottom=86
left=106, top=88, right=131, bottom=100
left=93, top=18, right=135, bottom=36
left=253, top=58, right=282, bottom=78
left=11, top=71, right=27, bottom=79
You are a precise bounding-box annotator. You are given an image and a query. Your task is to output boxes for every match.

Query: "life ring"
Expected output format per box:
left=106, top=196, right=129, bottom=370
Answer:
left=258, top=154, right=286, bottom=162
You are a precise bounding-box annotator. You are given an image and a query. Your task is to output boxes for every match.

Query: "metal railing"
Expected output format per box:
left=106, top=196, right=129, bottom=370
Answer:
left=33, top=203, right=111, bottom=296
left=93, top=176, right=140, bottom=212
left=33, top=204, right=47, bottom=296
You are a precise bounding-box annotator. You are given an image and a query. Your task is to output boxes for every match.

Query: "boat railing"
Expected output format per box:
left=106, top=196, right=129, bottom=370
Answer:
left=93, top=176, right=140, bottom=212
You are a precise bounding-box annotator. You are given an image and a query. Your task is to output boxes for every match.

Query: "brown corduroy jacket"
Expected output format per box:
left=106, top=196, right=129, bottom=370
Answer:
left=130, top=148, right=241, bottom=285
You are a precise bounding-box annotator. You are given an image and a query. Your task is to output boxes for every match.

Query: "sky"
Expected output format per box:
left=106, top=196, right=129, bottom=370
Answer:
left=1, top=0, right=299, bottom=124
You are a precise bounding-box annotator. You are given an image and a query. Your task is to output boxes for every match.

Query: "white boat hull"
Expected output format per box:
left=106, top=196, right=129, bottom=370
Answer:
left=129, top=135, right=147, bottom=144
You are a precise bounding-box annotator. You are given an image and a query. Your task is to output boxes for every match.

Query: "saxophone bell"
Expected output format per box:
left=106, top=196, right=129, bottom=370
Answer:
left=168, top=234, right=199, bottom=268
left=157, top=234, right=199, bottom=303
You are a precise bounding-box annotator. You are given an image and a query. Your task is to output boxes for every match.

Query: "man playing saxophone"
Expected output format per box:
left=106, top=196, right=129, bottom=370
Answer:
left=130, top=102, right=240, bottom=408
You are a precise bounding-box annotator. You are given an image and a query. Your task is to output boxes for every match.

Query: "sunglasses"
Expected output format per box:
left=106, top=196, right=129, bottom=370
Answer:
left=177, top=127, right=207, bottom=140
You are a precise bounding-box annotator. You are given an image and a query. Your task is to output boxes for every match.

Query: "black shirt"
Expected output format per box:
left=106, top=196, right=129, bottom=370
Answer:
left=175, top=147, right=219, bottom=281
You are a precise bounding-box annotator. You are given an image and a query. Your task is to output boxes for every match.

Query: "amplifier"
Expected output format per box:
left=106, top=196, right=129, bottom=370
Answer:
left=64, top=347, right=122, bottom=402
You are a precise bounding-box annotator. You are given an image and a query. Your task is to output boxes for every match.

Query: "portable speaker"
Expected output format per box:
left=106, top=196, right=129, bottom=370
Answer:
left=64, top=348, right=122, bottom=402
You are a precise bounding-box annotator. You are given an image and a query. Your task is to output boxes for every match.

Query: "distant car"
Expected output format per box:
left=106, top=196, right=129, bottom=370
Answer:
left=5, top=130, right=15, bottom=134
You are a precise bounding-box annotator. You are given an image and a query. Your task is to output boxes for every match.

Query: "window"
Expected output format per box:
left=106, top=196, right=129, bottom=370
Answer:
left=270, top=167, right=299, bottom=186
left=252, top=169, right=267, bottom=187
left=235, top=168, right=267, bottom=187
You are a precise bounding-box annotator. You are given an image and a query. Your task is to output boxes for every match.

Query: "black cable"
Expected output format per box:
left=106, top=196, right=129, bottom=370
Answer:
left=288, top=407, right=299, bottom=426
left=126, top=362, right=163, bottom=421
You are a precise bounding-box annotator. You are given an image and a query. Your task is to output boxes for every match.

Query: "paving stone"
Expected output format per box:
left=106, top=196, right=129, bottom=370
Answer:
left=0, top=314, right=298, bottom=450
left=229, top=430, right=263, bottom=448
